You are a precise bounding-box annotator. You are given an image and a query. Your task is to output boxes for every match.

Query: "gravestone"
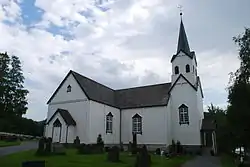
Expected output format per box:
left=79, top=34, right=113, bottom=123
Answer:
left=52, top=143, right=66, bottom=155
left=134, top=145, right=151, bottom=167
left=22, top=161, right=45, bottom=167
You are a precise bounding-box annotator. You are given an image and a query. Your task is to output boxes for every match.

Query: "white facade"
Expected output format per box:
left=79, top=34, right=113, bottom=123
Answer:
left=44, top=18, right=204, bottom=149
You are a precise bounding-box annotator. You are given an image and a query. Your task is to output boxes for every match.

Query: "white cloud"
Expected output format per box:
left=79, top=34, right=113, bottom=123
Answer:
left=0, top=0, right=245, bottom=121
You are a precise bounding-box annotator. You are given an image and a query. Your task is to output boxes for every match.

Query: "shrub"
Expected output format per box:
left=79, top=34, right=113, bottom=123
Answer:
left=169, top=140, right=176, bottom=154
left=134, top=145, right=151, bottom=167
left=107, top=146, right=120, bottom=162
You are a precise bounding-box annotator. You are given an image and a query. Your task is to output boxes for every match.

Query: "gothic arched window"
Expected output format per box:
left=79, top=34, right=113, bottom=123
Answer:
left=186, top=64, right=190, bottom=73
left=174, top=66, right=179, bottom=74
left=132, top=114, right=142, bottom=134
left=106, top=112, right=113, bottom=133
left=179, top=104, right=189, bottom=125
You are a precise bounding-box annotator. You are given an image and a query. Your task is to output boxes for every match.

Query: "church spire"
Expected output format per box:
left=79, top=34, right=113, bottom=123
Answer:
left=177, top=12, right=190, bottom=54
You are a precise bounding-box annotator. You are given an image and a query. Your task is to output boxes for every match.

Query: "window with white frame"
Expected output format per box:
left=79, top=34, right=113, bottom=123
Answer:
left=179, top=104, right=189, bottom=125
left=132, top=114, right=142, bottom=134
left=106, top=112, right=113, bottom=133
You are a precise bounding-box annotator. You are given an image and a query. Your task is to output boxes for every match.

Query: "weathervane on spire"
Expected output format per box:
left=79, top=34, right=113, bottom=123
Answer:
left=178, top=5, right=183, bottom=18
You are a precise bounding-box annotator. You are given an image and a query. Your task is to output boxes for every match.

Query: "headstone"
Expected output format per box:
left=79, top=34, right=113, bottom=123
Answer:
left=107, top=146, right=120, bottom=162
left=134, top=145, right=151, bottom=167
left=132, top=133, right=137, bottom=155
left=22, top=161, right=45, bottom=167
left=52, top=143, right=66, bottom=155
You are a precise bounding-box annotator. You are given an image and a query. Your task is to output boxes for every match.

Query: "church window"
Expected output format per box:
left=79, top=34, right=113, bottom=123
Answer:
left=186, top=64, right=190, bottom=73
left=67, top=85, right=71, bottom=92
left=106, top=112, right=113, bottom=133
left=174, top=66, right=179, bottom=74
left=179, top=104, right=189, bottom=125
left=132, top=114, right=142, bottom=134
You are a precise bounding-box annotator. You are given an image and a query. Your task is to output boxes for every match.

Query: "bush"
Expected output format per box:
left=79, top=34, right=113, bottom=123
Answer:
left=107, top=146, right=120, bottom=162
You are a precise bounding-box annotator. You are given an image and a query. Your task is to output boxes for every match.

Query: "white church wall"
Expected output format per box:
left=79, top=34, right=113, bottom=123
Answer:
left=171, top=51, right=197, bottom=85
left=197, top=84, right=204, bottom=129
left=170, top=76, right=201, bottom=146
left=49, top=73, right=88, bottom=104
left=47, top=100, right=90, bottom=143
left=89, top=100, right=120, bottom=144
left=121, top=106, right=168, bottom=146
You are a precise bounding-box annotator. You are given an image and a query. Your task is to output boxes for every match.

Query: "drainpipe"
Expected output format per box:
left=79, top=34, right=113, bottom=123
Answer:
left=119, top=109, right=122, bottom=145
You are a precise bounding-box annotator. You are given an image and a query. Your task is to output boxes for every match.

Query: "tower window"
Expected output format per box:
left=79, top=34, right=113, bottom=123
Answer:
left=132, top=114, right=142, bottom=134
left=174, top=66, right=179, bottom=74
left=186, top=64, right=190, bottom=73
left=67, top=85, right=71, bottom=92
left=179, top=104, right=189, bottom=125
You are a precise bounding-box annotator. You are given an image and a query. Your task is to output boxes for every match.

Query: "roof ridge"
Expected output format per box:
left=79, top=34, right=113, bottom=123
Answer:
left=71, top=70, right=115, bottom=91
left=115, top=82, right=171, bottom=91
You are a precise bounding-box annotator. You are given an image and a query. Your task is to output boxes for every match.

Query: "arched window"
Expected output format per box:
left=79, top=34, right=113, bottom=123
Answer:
left=106, top=112, right=113, bottom=133
left=132, top=114, right=142, bottom=134
left=67, top=85, right=71, bottom=92
left=178, top=104, right=189, bottom=125
left=174, top=66, right=179, bottom=74
left=186, top=64, right=190, bottom=73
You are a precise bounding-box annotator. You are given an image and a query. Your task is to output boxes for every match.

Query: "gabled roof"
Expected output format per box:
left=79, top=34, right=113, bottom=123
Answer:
left=46, top=108, right=76, bottom=126
left=47, top=70, right=172, bottom=109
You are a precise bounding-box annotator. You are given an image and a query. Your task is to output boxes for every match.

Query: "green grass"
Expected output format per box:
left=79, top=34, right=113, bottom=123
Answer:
left=220, top=154, right=236, bottom=167
left=0, top=140, right=21, bottom=147
left=0, top=149, right=192, bottom=167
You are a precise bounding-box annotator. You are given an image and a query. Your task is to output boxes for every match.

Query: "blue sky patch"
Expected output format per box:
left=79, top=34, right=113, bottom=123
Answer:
left=20, top=0, right=43, bottom=25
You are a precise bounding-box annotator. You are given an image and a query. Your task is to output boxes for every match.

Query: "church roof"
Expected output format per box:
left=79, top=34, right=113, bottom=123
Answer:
left=46, top=108, right=76, bottom=126
left=47, top=70, right=172, bottom=109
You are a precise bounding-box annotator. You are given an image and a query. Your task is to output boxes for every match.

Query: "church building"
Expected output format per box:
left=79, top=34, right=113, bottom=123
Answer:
left=44, top=14, right=216, bottom=153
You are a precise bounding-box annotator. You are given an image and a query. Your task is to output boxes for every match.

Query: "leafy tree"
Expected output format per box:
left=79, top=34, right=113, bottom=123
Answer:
left=227, top=28, right=250, bottom=153
left=0, top=53, right=28, bottom=118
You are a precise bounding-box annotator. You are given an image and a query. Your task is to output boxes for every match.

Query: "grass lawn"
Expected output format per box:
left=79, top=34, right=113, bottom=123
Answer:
left=0, top=149, right=192, bottom=167
left=220, top=154, right=236, bottom=167
left=0, top=140, right=21, bottom=147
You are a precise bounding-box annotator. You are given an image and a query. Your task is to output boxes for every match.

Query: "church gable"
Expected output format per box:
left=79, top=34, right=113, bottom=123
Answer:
left=47, top=71, right=88, bottom=104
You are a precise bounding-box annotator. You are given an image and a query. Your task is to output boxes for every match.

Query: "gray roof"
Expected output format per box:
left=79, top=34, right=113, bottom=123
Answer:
left=47, top=70, right=172, bottom=109
left=47, top=108, right=76, bottom=126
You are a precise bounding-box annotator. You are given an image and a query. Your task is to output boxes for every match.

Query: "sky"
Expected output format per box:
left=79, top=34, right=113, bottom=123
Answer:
left=0, top=0, right=249, bottom=121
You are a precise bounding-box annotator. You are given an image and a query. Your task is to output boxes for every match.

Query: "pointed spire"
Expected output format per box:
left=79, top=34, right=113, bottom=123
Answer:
left=177, top=13, right=190, bottom=54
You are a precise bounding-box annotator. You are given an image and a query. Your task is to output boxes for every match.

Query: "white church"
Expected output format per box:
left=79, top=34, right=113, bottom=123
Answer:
left=44, top=15, right=217, bottom=153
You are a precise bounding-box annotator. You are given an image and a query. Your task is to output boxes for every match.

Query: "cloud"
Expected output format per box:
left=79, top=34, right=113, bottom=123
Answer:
left=0, top=0, right=249, bottom=121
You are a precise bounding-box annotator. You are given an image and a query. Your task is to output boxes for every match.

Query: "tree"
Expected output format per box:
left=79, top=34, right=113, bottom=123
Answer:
left=0, top=52, right=11, bottom=117
left=0, top=53, right=28, bottom=118
left=227, top=28, right=250, bottom=153
left=9, top=55, right=28, bottom=117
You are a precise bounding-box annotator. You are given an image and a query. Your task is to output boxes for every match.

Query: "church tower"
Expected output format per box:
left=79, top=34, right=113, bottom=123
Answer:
left=169, top=12, right=204, bottom=150
left=171, top=13, right=197, bottom=85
